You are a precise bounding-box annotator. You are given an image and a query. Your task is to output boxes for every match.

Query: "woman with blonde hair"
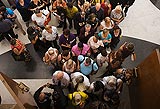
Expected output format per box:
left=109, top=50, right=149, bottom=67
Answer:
left=62, top=59, right=76, bottom=74
left=98, top=29, right=112, bottom=49
left=99, top=17, right=114, bottom=31
left=43, top=47, right=58, bottom=66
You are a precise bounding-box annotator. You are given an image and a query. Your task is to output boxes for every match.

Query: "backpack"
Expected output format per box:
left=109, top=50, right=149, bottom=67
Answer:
left=79, top=55, right=98, bottom=73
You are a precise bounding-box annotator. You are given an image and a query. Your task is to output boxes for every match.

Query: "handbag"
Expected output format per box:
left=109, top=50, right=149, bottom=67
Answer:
left=11, top=52, right=25, bottom=61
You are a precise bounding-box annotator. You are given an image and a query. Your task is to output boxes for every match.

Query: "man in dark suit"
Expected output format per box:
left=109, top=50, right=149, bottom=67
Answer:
left=74, top=11, right=86, bottom=36
left=88, top=3, right=104, bottom=21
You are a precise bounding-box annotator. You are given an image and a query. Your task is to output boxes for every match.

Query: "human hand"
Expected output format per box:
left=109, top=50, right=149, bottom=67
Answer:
left=85, top=32, right=88, bottom=36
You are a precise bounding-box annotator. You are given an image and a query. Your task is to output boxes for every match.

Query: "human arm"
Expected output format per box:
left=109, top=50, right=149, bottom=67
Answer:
left=34, top=85, right=46, bottom=101
left=91, top=62, right=99, bottom=75
left=12, top=45, right=25, bottom=55
left=31, top=35, right=39, bottom=44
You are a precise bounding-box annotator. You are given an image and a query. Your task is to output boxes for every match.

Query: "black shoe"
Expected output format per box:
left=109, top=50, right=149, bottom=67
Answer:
left=15, top=34, right=18, bottom=38
left=69, top=25, right=72, bottom=29
left=57, top=25, right=62, bottom=28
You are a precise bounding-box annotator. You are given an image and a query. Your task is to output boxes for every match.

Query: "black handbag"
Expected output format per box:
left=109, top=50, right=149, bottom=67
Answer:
left=11, top=52, right=25, bottom=61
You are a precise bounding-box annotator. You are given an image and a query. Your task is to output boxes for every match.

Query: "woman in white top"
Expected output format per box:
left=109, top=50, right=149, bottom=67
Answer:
left=87, top=33, right=104, bottom=57
left=62, top=59, right=77, bottom=74
left=99, top=17, right=114, bottom=31
left=43, top=47, right=58, bottom=65
left=31, top=9, right=50, bottom=28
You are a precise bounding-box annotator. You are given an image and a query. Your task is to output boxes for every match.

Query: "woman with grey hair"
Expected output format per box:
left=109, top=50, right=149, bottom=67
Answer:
left=110, top=5, right=125, bottom=25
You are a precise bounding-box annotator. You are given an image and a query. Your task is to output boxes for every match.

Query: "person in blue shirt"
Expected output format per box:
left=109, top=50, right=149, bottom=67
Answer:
left=0, top=6, right=26, bottom=35
left=78, top=55, right=98, bottom=77
left=98, top=28, right=112, bottom=48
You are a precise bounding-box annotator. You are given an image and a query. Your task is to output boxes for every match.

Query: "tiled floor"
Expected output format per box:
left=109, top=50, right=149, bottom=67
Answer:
left=0, top=0, right=160, bottom=109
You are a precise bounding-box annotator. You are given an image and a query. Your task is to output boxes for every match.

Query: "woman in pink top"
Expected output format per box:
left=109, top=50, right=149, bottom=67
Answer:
left=71, top=42, right=91, bottom=56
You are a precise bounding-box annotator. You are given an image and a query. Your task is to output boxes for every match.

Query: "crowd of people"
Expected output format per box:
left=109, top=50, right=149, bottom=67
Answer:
left=0, top=0, right=136, bottom=109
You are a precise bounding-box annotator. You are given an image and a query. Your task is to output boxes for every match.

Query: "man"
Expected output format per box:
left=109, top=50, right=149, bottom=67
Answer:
left=27, top=26, right=45, bottom=51
left=0, top=15, right=17, bottom=41
left=41, top=25, right=60, bottom=50
left=79, top=23, right=95, bottom=44
left=66, top=2, right=78, bottom=29
left=89, top=3, right=104, bottom=21
left=0, top=6, right=26, bottom=35
left=71, top=72, right=90, bottom=91
left=118, top=0, right=135, bottom=16
left=34, top=84, right=52, bottom=109
left=78, top=55, right=99, bottom=77
left=74, top=11, right=86, bottom=35
left=103, top=75, right=123, bottom=94
left=101, top=1, right=112, bottom=17
left=59, top=29, right=76, bottom=51
left=52, top=70, right=70, bottom=88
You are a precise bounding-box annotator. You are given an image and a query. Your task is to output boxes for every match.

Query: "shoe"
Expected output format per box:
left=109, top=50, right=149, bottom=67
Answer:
left=26, top=22, right=29, bottom=27
left=22, top=30, right=26, bottom=35
left=15, top=34, right=18, bottom=38
left=69, top=25, right=72, bottom=29
left=15, top=26, right=18, bottom=29
left=57, top=25, right=62, bottom=28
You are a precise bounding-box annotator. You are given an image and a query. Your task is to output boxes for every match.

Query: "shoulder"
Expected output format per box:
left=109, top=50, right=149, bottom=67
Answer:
left=108, top=33, right=112, bottom=38
left=42, top=29, right=47, bottom=34
left=78, top=55, right=85, bottom=61
left=83, top=44, right=90, bottom=50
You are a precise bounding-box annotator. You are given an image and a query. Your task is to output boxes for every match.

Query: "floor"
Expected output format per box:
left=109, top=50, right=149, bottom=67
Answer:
left=0, top=0, right=160, bottom=109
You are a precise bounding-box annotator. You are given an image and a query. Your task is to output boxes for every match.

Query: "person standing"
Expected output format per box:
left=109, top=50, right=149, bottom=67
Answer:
left=0, top=15, right=17, bottom=41
left=59, top=29, right=76, bottom=51
left=34, top=84, right=52, bottom=109
left=0, top=6, right=26, bottom=35
left=41, top=25, right=60, bottom=50
left=16, top=0, right=32, bottom=27
left=66, top=2, right=78, bottom=29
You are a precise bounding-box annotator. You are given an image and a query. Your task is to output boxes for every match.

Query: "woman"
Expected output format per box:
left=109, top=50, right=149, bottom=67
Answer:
left=99, top=17, right=114, bottom=31
left=31, top=9, right=50, bottom=29
left=72, top=42, right=91, bottom=57
left=110, top=25, right=122, bottom=50
left=68, top=91, right=88, bottom=109
left=57, top=50, right=76, bottom=69
left=110, top=5, right=125, bottom=25
left=28, top=0, right=45, bottom=12
left=16, top=0, right=32, bottom=27
left=43, top=47, right=58, bottom=66
left=98, top=29, right=112, bottom=48
left=10, top=38, right=31, bottom=62
left=62, top=59, right=76, bottom=74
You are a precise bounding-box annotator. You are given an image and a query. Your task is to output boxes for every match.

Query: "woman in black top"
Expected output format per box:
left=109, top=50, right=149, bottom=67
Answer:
left=110, top=25, right=122, bottom=50
left=16, top=0, right=33, bottom=27
left=28, top=0, right=45, bottom=12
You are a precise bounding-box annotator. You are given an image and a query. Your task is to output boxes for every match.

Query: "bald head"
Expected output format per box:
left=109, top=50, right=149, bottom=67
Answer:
left=57, top=71, right=64, bottom=80
left=95, top=3, right=101, bottom=11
